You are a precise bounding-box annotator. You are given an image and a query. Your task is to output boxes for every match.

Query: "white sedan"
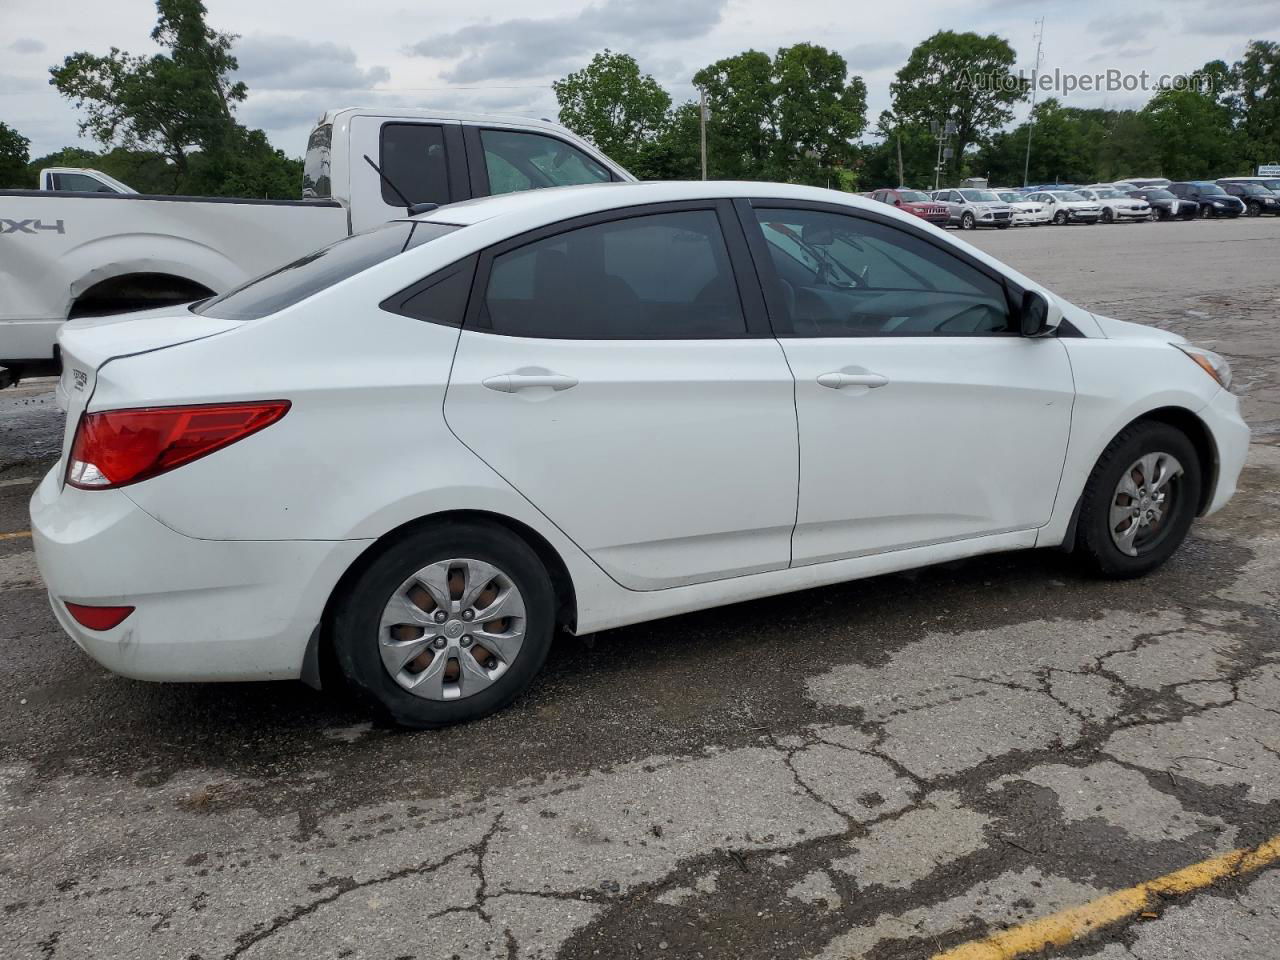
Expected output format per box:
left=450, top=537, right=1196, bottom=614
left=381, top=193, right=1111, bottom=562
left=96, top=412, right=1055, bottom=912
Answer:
left=995, top=190, right=1051, bottom=225
left=32, top=182, right=1249, bottom=727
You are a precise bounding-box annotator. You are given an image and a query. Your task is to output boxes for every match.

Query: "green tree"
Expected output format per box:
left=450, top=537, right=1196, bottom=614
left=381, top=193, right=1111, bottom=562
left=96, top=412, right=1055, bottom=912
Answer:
left=0, top=121, right=31, bottom=188
left=1234, top=40, right=1280, bottom=171
left=1142, top=67, right=1242, bottom=180
left=860, top=110, right=938, bottom=189
left=890, top=31, right=1028, bottom=181
left=692, top=43, right=866, bottom=186
left=553, top=50, right=672, bottom=177
left=50, top=0, right=246, bottom=179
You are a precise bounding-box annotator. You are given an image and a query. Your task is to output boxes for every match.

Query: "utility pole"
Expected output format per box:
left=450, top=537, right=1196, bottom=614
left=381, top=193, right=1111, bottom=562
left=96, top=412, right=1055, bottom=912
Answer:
left=931, top=120, right=956, bottom=190
left=699, top=87, right=708, bottom=181
left=896, top=129, right=904, bottom=187
left=1023, top=16, right=1045, bottom=188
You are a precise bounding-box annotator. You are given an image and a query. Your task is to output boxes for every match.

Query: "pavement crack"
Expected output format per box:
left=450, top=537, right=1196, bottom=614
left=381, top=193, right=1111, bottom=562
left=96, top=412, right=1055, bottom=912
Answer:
left=224, top=813, right=503, bottom=959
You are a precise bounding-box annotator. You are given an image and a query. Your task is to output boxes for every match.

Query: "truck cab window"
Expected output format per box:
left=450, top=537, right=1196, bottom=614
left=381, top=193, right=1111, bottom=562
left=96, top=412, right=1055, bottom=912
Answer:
left=480, top=130, right=613, bottom=196
left=379, top=123, right=451, bottom=206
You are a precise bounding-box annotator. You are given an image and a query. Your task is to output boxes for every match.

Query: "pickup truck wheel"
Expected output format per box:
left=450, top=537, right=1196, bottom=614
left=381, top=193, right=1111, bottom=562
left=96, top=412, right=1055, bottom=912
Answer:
left=1073, top=422, right=1201, bottom=579
left=332, top=520, right=556, bottom=728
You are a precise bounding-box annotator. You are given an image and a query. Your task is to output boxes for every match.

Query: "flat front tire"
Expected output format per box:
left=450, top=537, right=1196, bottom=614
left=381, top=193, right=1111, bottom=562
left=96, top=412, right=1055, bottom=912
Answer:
left=1073, top=421, right=1202, bottom=579
left=332, top=520, right=556, bottom=728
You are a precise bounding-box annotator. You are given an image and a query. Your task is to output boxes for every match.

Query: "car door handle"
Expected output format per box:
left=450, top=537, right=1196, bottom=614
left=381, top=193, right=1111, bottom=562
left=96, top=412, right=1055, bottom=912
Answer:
left=817, top=372, right=889, bottom=390
left=482, top=372, right=579, bottom=393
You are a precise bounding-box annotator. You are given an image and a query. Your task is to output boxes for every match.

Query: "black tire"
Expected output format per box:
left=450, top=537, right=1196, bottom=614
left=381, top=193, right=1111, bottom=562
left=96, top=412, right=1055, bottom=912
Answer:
left=961, top=211, right=976, bottom=230
left=332, top=520, right=556, bottom=728
left=1053, top=210, right=1069, bottom=225
left=1073, top=421, right=1202, bottom=579
left=996, top=222, right=1010, bottom=229
left=1101, top=207, right=1114, bottom=223
left=1200, top=204, right=1213, bottom=219
left=1247, top=200, right=1262, bottom=217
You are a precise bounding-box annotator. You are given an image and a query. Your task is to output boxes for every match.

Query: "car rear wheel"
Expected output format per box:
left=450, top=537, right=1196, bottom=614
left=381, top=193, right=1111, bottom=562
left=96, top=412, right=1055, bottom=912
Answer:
left=1073, top=421, right=1201, bottom=579
left=332, top=520, right=556, bottom=727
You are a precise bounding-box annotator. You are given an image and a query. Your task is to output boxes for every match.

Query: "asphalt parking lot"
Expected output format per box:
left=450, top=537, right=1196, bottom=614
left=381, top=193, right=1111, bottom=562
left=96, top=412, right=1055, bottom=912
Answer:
left=2, top=216, right=1279, bottom=960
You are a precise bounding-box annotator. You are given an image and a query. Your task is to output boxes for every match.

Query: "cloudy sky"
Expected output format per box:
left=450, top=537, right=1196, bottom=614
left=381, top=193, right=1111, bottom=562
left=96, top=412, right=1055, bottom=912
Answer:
left=2, top=0, right=1275, bottom=160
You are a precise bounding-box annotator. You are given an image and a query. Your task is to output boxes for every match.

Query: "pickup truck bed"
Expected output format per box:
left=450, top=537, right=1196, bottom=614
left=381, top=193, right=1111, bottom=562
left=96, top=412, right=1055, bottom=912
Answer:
left=0, top=190, right=345, bottom=373
left=1, top=107, right=631, bottom=381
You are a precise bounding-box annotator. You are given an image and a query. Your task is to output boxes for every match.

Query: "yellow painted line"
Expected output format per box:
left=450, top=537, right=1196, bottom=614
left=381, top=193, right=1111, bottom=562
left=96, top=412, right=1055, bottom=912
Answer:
left=932, top=833, right=1280, bottom=960
left=0, top=531, right=32, bottom=541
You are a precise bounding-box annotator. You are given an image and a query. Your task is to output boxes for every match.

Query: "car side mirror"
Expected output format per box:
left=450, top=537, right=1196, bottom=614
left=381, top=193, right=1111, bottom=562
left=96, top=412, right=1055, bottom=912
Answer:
left=1020, top=290, right=1062, bottom=337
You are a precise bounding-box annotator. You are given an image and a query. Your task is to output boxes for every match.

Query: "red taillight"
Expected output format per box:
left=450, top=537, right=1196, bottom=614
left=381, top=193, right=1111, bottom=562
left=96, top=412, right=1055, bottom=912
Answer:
left=64, top=602, right=134, bottom=631
left=66, top=400, right=290, bottom=490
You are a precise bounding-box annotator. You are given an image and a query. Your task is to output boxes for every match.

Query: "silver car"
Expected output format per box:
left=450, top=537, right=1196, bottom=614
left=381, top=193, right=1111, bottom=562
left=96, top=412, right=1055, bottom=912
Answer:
left=931, top=188, right=1014, bottom=230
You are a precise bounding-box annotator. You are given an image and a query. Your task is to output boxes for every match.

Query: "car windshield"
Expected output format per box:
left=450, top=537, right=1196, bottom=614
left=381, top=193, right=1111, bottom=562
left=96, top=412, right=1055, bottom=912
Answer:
left=997, top=192, right=1021, bottom=202
left=1095, top=189, right=1126, bottom=198
left=1234, top=183, right=1267, bottom=195
left=1144, top=189, right=1174, bottom=200
left=898, top=190, right=931, bottom=202
left=195, top=220, right=460, bottom=322
left=1196, top=184, right=1227, bottom=196
left=1052, top=191, right=1085, bottom=201
left=959, top=190, right=1000, bottom=202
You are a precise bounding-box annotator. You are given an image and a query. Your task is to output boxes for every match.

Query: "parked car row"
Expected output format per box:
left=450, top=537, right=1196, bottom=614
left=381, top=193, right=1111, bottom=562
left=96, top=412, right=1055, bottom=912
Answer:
left=867, top=177, right=1280, bottom=228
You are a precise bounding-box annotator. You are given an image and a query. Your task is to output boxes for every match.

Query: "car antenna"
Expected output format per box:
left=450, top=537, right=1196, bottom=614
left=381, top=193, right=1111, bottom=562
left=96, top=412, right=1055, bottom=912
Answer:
left=362, top=154, right=439, bottom=217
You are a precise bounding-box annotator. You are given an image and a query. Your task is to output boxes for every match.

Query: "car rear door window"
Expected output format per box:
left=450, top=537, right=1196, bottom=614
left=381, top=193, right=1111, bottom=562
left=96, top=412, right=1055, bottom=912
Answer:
left=479, top=210, right=746, bottom=339
left=480, top=129, right=613, bottom=195
left=751, top=206, right=1012, bottom=337
left=379, top=123, right=450, bottom=206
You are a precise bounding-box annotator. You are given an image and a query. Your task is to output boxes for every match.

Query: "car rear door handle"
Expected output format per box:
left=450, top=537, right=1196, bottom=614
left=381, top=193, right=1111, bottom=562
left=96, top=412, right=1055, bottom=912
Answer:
left=482, top=372, right=579, bottom=393
left=817, top=371, right=889, bottom=390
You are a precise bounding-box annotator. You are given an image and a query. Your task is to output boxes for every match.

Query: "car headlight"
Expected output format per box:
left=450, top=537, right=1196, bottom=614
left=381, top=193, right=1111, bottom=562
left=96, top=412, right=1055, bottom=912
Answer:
left=1174, top=344, right=1232, bottom=390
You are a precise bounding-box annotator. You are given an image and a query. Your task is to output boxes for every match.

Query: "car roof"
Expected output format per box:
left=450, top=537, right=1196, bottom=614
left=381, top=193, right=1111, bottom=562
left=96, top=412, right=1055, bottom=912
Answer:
left=412, top=181, right=896, bottom=228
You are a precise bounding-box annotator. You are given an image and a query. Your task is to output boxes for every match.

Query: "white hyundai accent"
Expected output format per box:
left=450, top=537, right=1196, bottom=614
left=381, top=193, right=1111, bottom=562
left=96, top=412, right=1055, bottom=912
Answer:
left=31, top=181, right=1249, bottom=727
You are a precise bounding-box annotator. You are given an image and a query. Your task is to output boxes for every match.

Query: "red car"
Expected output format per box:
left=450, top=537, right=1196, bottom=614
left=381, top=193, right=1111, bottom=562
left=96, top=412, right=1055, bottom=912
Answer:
left=868, top=188, right=950, bottom=225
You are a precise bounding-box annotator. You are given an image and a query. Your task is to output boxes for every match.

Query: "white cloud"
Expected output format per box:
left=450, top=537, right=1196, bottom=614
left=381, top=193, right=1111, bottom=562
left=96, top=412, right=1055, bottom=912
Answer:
left=234, top=35, right=390, bottom=91
left=9, top=37, right=46, bottom=54
left=408, top=0, right=727, bottom=82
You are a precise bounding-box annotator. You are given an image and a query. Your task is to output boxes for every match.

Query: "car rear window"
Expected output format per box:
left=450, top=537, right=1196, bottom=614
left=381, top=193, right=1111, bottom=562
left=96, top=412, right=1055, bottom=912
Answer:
left=195, top=221, right=460, bottom=322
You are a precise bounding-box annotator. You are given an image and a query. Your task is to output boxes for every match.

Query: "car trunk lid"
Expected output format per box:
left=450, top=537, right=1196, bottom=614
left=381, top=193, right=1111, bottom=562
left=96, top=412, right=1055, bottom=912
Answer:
left=56, top=307, right=240, bottom=475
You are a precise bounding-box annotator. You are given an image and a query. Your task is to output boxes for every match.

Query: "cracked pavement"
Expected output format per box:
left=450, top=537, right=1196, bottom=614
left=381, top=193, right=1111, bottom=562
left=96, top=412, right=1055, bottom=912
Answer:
left=2, top=218, right=1280, bottom=958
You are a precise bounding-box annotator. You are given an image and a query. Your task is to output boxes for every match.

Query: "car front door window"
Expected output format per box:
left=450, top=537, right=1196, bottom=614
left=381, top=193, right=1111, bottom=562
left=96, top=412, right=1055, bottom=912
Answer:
left=752, top=207, right=1012, bottom=337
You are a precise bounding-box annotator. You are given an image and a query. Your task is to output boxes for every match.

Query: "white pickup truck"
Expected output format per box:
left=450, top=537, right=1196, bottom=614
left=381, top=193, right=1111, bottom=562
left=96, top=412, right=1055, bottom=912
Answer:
left=0, top=108, right=631, bottom=382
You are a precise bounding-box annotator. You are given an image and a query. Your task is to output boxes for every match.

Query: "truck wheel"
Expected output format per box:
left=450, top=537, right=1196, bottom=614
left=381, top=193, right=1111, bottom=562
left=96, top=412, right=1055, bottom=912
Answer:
left=332, top=520, right=556, bottom=728
left=1073, top=421, right=1201, bottom=579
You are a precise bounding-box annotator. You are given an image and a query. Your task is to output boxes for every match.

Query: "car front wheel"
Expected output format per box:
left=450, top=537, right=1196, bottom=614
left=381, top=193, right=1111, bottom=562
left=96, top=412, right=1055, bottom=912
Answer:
left=333, top=520, right=556, bottom=727
left=1247, top=200, right=1262, bottom=217
left=1053, top=211, right=1069, bottom=225
left=961, top=211, right=976, bottom=230
left=1073, top=421, right=1201, bottom=579
left=1101, top=208, right=1114, bottom=223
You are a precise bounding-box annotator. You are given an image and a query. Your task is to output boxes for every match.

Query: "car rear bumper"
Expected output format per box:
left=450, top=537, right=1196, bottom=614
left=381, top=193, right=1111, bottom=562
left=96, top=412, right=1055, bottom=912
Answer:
left=1200, top=388, right=1251, bottom=517
left=29, top=468, right=370, bottom=682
